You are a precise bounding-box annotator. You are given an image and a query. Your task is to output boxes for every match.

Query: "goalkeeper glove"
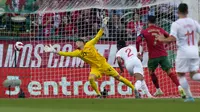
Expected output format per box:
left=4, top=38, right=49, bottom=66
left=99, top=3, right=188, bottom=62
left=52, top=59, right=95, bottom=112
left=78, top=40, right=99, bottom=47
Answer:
left=44, top=44, right=57, bottom=53
left=102, top=17, right=109, bottom=28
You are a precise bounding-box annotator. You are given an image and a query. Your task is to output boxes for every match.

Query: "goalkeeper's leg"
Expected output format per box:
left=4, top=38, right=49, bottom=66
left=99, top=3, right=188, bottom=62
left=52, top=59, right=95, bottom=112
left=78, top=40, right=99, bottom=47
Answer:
left=88, top=74, right=101, bottom=96
left=115, top=75, right=135, bottom=90
left=89, top=68, right=102, bottom=97
left=102, top=63, right=135, bottom=90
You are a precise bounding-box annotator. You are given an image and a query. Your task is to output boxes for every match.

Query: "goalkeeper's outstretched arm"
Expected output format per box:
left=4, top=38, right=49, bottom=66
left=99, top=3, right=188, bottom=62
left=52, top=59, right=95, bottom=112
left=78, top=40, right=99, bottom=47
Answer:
left=87, top=28, right=104, bottom=45
left=86, top=17, right=109, bottom=45
left=44, top=45, right=80, bottom=57
left=57, top=50, right=80, bottom=57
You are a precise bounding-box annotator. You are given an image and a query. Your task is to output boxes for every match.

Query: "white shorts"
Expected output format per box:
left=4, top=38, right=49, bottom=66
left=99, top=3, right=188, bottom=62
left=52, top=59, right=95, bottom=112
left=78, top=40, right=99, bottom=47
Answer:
left=126, top=58, right=144, bottom=77
left=176, top=58, right=199, bottom=73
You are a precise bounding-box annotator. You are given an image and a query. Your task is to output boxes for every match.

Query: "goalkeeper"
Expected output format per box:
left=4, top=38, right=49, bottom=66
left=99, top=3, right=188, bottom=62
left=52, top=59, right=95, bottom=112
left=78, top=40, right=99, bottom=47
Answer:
left=44, top=17, right=135, bottom=98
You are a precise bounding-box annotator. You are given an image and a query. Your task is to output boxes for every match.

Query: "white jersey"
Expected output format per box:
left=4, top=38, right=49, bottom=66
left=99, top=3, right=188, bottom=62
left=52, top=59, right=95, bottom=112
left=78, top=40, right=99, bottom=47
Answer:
left=116, top=45, right=143, bottom=75
left=170, top=18, right=200, bottom=58
left=116, top=46, right=138, bottom=67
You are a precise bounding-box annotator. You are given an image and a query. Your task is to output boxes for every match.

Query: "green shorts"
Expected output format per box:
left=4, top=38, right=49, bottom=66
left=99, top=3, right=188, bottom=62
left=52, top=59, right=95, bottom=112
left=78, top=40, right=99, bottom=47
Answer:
left=148, top=56, right=172, bottom=72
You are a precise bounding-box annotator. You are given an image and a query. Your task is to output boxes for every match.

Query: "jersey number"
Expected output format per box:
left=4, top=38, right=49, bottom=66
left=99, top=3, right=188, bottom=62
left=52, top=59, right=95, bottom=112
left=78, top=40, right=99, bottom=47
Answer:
left=125, top=48, right=133, bottom=57
left=152, top=33, right=158, bottom=45
left=185, top=31, right=194, bottom=46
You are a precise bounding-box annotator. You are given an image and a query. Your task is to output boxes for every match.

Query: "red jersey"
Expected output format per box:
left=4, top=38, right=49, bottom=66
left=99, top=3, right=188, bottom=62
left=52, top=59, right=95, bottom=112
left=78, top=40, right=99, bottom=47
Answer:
left=136, top=25, right=169, bottom=59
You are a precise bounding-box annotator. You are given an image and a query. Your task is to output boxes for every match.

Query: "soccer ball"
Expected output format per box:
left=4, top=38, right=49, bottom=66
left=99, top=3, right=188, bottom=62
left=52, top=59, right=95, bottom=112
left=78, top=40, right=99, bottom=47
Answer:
left=14, top=42, right=24, bottom=51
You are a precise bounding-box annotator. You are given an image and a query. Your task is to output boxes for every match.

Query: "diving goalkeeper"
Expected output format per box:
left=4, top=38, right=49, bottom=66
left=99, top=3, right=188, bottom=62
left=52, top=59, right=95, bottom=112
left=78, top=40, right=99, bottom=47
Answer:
left=44, top=17, right=135, bottom=98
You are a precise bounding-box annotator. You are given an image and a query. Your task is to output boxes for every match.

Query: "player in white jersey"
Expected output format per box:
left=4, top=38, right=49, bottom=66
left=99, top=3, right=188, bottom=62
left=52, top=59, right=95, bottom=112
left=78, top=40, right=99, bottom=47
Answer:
left=116, top=40, right=152, bottom=98
left=157, top=3, right=200, bottom=102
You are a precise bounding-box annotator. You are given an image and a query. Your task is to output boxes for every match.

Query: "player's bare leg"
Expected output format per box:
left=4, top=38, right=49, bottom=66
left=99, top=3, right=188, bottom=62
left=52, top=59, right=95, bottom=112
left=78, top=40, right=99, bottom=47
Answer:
left=180, top=71, right=200, bottom=102
left=135, top=73, right=152, bottom=98
left=134, top=73, right=143, bottom=98
left=89, top=74, right=101, bottom=98
left=178, top=73, right=194, bottom=102
left=149, top=70, right=163, bottom=96
left=114, top=75, right=135, bottom=91
left=166, top=70, right=186, bottom=99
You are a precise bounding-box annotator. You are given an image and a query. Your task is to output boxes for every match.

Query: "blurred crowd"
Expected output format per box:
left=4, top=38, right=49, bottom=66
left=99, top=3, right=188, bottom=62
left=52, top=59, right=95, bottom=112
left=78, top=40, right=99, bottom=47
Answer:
left=0, top=0, right=178, bottom=40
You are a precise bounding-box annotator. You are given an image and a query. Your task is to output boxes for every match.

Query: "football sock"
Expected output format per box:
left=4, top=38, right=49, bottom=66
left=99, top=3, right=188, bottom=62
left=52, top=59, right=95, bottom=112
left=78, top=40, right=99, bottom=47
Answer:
left=119, top=76, right=135, bottom=90
left=135, top=80, right=142, bottom=90
left=168, top=72, right=180, bottom=86
left=150, top=72, right=160, bottom=89
left=89, top=78, right=101, bottom=96
left=141, top=80, right=152, bottom=97
left=192, top=73, right=200, bottom=81
left=179, top=76, right=193, bottom=97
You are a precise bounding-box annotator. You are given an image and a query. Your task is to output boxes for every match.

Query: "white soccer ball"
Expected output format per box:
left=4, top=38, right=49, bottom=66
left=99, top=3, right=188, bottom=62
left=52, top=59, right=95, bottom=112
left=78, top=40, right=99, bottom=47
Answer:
left=14, top=42, right=24, bottom=51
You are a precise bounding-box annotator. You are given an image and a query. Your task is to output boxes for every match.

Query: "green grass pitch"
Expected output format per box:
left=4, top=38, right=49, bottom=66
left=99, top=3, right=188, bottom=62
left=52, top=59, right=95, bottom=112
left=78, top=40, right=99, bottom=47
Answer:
left=0, top=98, right=199, bottom=112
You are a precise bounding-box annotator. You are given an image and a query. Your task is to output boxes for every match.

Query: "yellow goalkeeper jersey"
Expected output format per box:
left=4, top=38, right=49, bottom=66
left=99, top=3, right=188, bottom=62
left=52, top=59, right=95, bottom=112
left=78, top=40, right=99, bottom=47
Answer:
left=58, top=28, right=106, bottom=67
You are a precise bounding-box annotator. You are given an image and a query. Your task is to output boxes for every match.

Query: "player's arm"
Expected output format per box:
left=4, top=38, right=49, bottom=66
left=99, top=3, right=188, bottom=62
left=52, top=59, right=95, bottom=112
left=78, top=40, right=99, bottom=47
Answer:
left=136, top=30, right=146, bottom=52
left=116, top=51, right=124, bottom=73
left=156, top=33, right=176, bottom=43
left=44, top=45, right=80, bottom=57
left=57, top=50, right=80, bottom=57
left=136, top=34, right=143, bottom=53
left=156, top=22, right=177, bottom=43
left=117, top=57, right=124, bottom=73
left=86, top=17, right=109, bottom=45
left=86, top=28, right=104, bottom=45
left=136, top=32, right=145, bottom=60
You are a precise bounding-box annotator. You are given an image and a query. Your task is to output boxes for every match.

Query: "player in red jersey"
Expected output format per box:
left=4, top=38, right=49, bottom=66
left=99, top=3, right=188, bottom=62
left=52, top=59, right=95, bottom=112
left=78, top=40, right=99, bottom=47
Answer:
left=136, top=15, right=185, bottom=98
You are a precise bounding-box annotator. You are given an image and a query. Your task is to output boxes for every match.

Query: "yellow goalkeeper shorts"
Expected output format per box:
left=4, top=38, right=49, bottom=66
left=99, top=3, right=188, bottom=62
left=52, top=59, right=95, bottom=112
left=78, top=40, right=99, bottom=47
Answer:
left=90, top=62, right=119, bottom=78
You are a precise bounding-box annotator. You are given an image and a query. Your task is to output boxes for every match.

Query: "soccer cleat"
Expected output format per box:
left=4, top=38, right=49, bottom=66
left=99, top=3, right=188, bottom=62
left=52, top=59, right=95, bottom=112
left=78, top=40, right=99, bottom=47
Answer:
left=134, top=90, right=141, bottom=99
left=147, top=95, right=154, bottom=99
left=153, top=89, right=164, bottom=96
left=178, top=87, right=186, bottom=99
left=184, top=97, right=195, bottom=102
left=96, top=95, right=102, bottom=99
